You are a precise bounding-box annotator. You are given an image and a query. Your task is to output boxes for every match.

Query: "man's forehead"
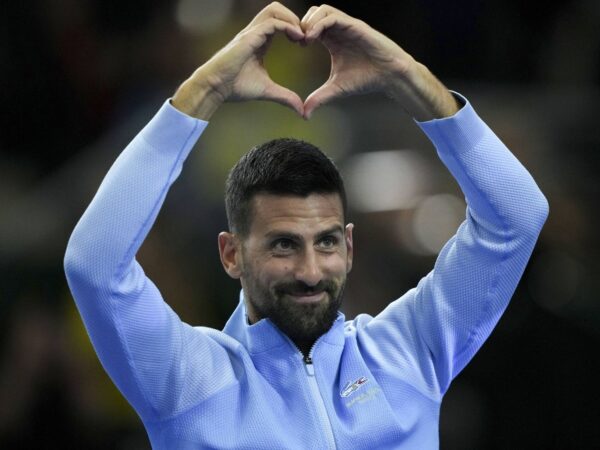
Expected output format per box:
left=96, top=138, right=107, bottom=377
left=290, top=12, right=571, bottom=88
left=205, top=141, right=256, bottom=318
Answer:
left=248, top=192, right=345, bottom=234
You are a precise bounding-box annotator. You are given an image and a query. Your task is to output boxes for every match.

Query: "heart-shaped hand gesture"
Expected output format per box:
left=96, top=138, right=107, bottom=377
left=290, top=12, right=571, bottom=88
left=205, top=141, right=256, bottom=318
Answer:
left=173, top=3, right=458, bottom=121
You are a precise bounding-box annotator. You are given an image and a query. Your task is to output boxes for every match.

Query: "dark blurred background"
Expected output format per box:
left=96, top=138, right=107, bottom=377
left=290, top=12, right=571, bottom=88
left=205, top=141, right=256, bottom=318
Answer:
left=1, top=0, right=599, bottom=448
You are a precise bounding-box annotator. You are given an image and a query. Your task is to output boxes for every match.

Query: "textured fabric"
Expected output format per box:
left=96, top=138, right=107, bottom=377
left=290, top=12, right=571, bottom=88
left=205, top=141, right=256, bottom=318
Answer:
left=64, top=96, right=548, bottom=449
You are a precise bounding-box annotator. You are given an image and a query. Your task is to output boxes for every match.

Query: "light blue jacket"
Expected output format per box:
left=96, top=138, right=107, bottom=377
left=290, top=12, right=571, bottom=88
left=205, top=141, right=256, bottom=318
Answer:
left=64, top=95, right=548, bottom=449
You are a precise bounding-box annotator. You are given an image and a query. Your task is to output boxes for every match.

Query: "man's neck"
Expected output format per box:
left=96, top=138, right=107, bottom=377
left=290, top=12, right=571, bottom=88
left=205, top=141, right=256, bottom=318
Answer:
left=294, top=340, right=315, bottom=361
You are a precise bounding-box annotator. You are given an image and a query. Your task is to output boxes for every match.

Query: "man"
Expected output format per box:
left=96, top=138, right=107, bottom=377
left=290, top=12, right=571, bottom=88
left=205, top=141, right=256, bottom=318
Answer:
left=64, top=3, right=548, bottom=449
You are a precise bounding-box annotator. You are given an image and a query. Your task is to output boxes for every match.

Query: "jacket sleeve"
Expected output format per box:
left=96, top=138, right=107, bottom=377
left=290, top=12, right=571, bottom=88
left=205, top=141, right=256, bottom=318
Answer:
left=360, top=94, right=549, bottom=395
left=63, top=101, right=235, bottom=421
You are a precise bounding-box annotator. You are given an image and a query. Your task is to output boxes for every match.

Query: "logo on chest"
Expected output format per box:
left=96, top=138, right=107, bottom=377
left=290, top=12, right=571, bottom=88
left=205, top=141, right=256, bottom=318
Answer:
left=340, top=376, right=369, bottom=398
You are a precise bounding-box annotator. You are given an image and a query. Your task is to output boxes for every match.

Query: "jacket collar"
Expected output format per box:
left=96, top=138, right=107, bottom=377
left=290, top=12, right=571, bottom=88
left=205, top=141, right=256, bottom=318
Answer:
left=223, top=290, right=346, bottom=356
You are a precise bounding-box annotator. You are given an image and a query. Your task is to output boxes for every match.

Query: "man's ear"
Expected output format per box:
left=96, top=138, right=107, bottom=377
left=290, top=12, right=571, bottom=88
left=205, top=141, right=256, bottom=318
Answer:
left=218, top=232, right=242, bottom=279
left=345, top=223, right=354, bottom=274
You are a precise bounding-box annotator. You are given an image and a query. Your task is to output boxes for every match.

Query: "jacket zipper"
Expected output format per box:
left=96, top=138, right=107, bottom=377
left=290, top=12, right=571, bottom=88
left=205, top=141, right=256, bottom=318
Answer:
left=301, top=345, right=337, bottom=450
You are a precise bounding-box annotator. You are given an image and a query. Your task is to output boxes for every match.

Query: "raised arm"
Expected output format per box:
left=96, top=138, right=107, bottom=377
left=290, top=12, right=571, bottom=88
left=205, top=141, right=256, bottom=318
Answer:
left=63, top=2, right=306, bottom=421
left=300, top=5, right=549, bottom=394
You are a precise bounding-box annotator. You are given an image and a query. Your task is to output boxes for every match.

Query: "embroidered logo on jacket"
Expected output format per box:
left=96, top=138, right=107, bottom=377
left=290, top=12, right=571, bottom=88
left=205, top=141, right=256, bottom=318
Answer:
left=340, top=376, right=369, bottom=397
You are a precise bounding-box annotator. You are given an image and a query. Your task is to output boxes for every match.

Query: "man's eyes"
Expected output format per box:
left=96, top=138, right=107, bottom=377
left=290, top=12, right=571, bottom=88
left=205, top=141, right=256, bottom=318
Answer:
left=270, top=235, right=340, bottom=253
left=317, top=235, right=339, bottom=249
left=272, top=239, right=297, bottom=252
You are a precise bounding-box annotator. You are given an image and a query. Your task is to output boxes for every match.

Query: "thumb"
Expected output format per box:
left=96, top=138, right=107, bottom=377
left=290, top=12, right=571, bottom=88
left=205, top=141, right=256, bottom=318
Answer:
left=303, top=81, right=341, bottom=119
left=260, top=80, right=304, bottom=117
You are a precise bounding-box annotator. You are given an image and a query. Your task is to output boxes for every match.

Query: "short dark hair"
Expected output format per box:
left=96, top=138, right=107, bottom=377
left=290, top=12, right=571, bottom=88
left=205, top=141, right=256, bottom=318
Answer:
left=225, top=138, right=347, bottom=236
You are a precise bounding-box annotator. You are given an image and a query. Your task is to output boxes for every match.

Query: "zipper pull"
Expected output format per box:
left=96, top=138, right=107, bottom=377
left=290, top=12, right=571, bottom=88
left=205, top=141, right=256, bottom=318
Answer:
left=304, top=355, right=315, bottom=376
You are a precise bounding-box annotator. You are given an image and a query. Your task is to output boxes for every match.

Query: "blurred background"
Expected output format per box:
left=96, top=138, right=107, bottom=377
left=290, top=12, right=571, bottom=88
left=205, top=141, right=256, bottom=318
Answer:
left=1, top=0, right=599, bottom=448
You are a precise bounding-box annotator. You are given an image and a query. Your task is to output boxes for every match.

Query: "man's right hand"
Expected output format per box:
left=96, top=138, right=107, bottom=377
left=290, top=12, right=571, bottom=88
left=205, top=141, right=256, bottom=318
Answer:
left=172, top=2, right=305, bottom=120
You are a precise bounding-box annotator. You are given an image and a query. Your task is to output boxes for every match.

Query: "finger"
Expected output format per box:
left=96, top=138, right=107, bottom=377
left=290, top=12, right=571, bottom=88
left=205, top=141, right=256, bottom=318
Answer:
left=298, top=6, right=319, bottom=46
left=256, top=17, right=304, bottom=40
left=300, top=6, right=319, bottom=30
left=303, top=82, right=341, bottom=119
left=303, top=4, right=344, bottom=27
left=248, top=2, right=301, bottom=28
left=242, top=18, right=304, bottom=50
left=260, top=80, right=305, bottom=117
left=303, top=5, right=348, bottom=40
left=305, top=13, right=351, bottom=44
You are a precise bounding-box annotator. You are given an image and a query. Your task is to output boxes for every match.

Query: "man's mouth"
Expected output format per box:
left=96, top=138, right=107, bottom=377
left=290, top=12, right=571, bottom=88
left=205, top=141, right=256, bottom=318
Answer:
left=284, top=290, right=326, bottom=304
left=275, top=281, right=335, bottom=305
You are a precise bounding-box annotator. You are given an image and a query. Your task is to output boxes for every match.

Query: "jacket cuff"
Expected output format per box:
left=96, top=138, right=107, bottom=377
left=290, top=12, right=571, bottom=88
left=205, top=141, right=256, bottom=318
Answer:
left=415, top=92, right=488, bottom=155
left=139, top=99, right=208, bottom=157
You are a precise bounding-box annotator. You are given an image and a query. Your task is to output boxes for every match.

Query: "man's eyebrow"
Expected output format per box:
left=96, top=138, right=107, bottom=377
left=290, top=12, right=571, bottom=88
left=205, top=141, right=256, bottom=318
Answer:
left=264, top=226, right=344, bottom=242
left=315, top=226, right=344, bottom=241
left=264, top=230, right=303, bottom=241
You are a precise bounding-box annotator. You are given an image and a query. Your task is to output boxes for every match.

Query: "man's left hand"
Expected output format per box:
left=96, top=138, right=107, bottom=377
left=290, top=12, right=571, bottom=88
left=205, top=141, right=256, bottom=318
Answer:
left=300, top=5, right=460, bottom=121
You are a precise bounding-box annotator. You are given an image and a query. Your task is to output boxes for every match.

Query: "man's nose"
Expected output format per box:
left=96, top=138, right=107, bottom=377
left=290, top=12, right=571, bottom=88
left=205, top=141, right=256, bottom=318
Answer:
left=294, top=248, right=323, bottom=287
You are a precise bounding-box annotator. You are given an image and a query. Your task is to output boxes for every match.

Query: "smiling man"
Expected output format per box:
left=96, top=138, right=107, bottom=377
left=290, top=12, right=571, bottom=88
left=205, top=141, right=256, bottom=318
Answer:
left=64, top=3, right=548, bottom=449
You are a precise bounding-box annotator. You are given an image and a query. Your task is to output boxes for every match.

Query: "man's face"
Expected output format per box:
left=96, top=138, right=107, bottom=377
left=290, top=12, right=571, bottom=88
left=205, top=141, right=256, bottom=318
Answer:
left=221, top=193, right=353, bottom=346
